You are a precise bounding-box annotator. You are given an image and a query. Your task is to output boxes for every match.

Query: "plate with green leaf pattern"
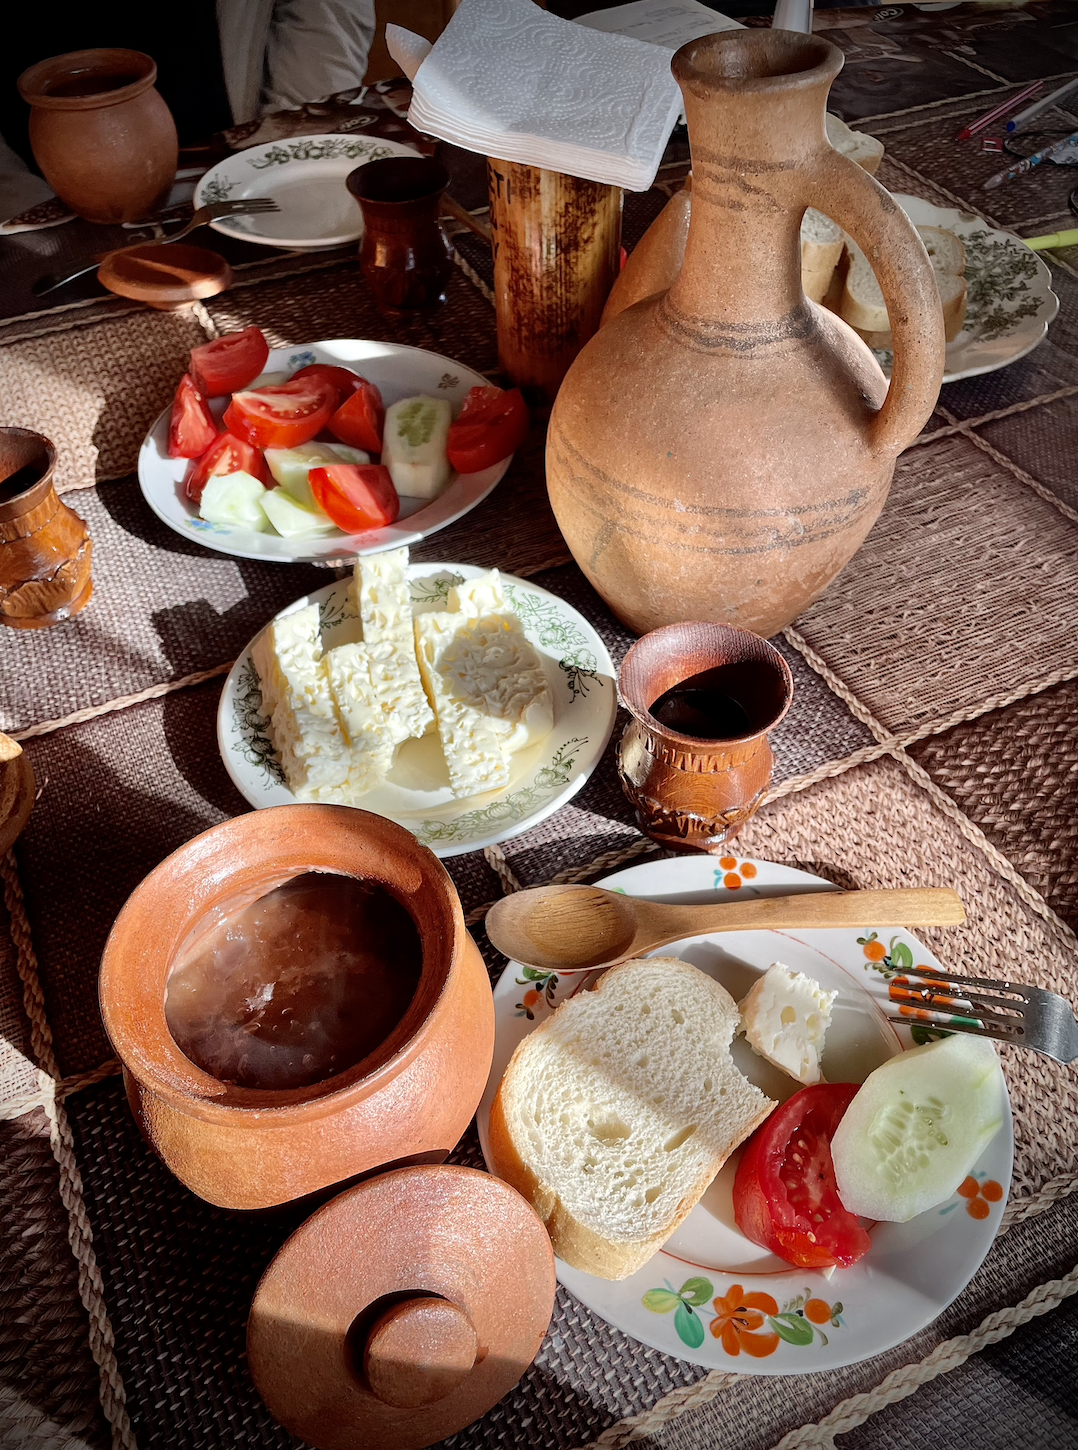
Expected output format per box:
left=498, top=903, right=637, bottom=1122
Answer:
left=877, top=196, right=1059, bottom=384
left=217, top=562, right=617, bottom=857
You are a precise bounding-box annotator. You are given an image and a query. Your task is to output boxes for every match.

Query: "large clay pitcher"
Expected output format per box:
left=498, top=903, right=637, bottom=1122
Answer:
left=547, top=31, right=944, bottom=638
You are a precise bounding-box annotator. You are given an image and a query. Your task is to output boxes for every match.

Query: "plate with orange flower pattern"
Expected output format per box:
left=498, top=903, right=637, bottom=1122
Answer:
left=477, top=854, right=1013, bottom=1372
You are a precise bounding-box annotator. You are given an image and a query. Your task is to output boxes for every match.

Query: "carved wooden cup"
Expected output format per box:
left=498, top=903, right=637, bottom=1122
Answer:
left=617, top=622, right=793, bottom=853
left=0, top=429, right=92, bottom=630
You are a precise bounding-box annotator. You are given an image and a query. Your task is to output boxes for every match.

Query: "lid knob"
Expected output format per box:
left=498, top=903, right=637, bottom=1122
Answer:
left=363, top=1296, right=479, bottom=1409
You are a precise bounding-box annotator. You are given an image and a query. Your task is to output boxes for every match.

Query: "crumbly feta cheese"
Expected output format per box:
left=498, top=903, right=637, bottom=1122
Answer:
left=351, top=550, right=434, bottom=745
left=250, top=605, right=352, bottom=801
left=414, top=610, right=512, bottom=798
left=738, top=963, right=837, bottom=1086
left=323, top=643, right=394, bottom=795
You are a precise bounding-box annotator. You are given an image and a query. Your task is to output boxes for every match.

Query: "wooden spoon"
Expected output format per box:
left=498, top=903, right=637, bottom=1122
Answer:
left=485, top=884, right=966, bottom=974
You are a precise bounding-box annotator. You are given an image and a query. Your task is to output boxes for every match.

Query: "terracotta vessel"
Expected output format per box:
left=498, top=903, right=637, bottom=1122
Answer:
left=97, top=243, right=233, bottom=310
left=99, top=806, right=495, bottom=1211
left=547, top=31, right=944, bottom=638
left=0, top=429, right=92, bottom=630
left=0, top=734, right=35, bottom=856
left=17, top=49, right=178, bottom=224
left=600, top=183, right=691, bottom=327
left=617, top=622, right=793, bottom=853
left=488, top=159, right=622, bottom=403
left=348, top=157, right=453, bottom=311
left=248, top=1164, right=556, bottom=1450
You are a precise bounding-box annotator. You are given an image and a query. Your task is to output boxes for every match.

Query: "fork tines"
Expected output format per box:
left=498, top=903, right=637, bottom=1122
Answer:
left=888, top=968, right=1026, bottom=1041
left=230, top=198, right=279, bottom=212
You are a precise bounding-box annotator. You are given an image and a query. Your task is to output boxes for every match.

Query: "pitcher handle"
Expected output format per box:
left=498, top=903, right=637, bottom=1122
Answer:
left=803, top=154, right=945, bottom=458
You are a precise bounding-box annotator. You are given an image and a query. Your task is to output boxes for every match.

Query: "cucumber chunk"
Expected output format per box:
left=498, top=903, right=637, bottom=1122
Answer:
left=831, top=1034, right=1005, bottom=1223
left=382, top=396, right=452, bottom=499
left=259, top=487, right=337, bottom=537
left=199, top=471, right=270, bottom=531
left=265, top=443, right=370, bottom=508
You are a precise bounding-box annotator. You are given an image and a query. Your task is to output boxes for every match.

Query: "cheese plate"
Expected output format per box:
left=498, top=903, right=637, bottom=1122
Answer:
left=138, top=340, right=514, bottom=564
left=478, top=854, right=1013, bottom=1372
left=218, top=562, right=617, bottom=857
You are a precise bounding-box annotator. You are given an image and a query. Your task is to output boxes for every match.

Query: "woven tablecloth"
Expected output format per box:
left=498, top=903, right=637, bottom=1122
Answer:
left=1, top=5, right=1077, bottom=1447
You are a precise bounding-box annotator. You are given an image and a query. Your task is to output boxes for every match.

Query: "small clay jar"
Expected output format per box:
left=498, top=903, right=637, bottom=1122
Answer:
left=617, top=622, right=793, bottom=853
left=99, top=805, right=495, bottom=1211
left=17, top=49, right=178, bottom=224
left=347, top=157, right=453, bottom=312
left=0, top=429, right=92, bottom=630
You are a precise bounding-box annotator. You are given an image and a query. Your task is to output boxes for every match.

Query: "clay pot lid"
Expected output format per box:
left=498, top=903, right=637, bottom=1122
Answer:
left=97, top=244, right=232, bottom=309
left=248, top=1164, right=555, bottom=1450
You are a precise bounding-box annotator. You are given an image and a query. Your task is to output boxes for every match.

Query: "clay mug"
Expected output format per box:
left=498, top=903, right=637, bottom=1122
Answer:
left=0, top=429, right=92, bottom=630
left=99, top=805, right=495, bottom=1211
left=617, top=622, right=793, bottom=853
left=547, top=30, right=945, bottom=638
left=17, top=49, right=178, bottom=224
left=347, top=157, right=453, bottom=311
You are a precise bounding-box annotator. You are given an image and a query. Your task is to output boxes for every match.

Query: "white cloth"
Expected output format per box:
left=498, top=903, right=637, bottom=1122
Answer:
left=405, top=0, right=686, bottom=191
left=0, top=135, right=54, bottom=226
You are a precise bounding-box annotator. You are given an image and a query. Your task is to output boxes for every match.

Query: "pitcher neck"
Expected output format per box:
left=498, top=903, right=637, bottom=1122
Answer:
left=665, top=30, right=842, bottom=327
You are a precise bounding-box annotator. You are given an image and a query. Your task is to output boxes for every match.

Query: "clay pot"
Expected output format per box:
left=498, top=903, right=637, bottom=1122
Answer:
left=347, top=157, right=453, bottom=312
left=600, top=183, right=690, bottom=327
left=18, top=49, right=178, bottom=224
left=99, top=806, right=495, bottom=1211
left=0, top=429, right=92, bottom=630
left=488, top=159, right=623, bottom=403
left=547, top=30, right=944, bottom=638
left=617, top=622, right=793, bottom=853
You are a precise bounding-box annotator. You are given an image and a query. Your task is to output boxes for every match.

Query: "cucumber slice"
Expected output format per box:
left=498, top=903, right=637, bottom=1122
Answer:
left=259, top=487, right=337, bottom=537
left=831, top=1034, right=1005, bottom=1223
left=382, top=396, right=452, bottom=499
left=199, top=471, right=270, bottom=531
left=265, top=443, right=370, bottom=508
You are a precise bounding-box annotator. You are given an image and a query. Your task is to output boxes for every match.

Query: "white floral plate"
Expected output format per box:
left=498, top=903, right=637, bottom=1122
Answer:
left=138, top=340, right=512, bottom=565
left=194, top=134, right=420, bottom=249
left=218, top=563, right=617, bottom=857
left=885, top=195, right=1058, bottom=384
left=478, top=853, right=1013, bottom=1372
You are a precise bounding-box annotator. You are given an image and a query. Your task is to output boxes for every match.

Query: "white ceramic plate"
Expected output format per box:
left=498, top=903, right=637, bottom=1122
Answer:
left=886, top=194, right=1059, bottom=384
left=218, top=563, right=617, bottom=857
left=478, top=854, right=1013, bottom=1372
left=194, top=134, right=420, bottom=250
left=138, top=340, right=512, bottom=565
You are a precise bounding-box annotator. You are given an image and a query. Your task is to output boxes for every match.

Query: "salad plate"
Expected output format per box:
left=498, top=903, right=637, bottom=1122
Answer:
left=886, top=195, right=1058, bottom=385
left=478, top=853, right=1013, bottom=1372
left=218, top=562, right=617, bottom=857
left=194, top=134, right=420, bottom=250
left=138, top=340, right=513, bottom=564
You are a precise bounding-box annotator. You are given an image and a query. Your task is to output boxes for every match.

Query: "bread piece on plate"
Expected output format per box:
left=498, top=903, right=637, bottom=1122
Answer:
left=825, top=114, right=885, bottom=175
left=488, top=956, right=776, bottom=1280
left=801, top=209, right=844, bottom=304
left=838, top=227, right=967, bottom=347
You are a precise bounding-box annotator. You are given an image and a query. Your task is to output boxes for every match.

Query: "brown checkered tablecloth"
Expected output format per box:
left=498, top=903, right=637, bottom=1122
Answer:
left=1, top=5, right=1077, bottom=1448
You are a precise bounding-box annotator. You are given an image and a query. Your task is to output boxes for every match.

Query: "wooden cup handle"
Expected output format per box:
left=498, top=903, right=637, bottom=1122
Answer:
left=804, top=153, right=945, bottom=458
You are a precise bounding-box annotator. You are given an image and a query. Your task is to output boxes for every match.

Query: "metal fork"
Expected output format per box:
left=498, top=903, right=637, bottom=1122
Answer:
left=886, top=966, right=1078, bottom=1062
left=31, top=198, right=280, bottom=296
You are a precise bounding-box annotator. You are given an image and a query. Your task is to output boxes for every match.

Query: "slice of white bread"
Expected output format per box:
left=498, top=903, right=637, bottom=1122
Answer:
left=801, top=209, right=845, bottom=304
left=488, top=957, right=776, bottom=1280
left=838, top=226, right=968, bottom=347
left=825, top=113, right=885, bottom=176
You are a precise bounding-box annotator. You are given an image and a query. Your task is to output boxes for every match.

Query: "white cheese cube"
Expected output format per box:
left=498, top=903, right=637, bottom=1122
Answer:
left=739, top=963, right=837, bottom=1086
left=351, top=549, right=434, bottom=745
left=382, top=396, right=452, bottom=499
left=324, top=643, right=394, bottom=795
left=414, top=611, right=512, bottom=799
left=250, top=605, right=351, bottom=800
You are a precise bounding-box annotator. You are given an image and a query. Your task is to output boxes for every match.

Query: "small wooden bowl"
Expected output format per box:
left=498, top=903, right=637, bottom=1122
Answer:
left=97, top=243, right=232, bottom=309
left=0, top=751, right=35, bottom=856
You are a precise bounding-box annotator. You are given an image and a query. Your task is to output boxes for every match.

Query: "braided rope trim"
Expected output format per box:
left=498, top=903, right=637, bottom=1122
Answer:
left=781, top=627, right=1078, bottom=956
left=0, top=852, right=136, bottom=1450
left=452, top=248, right=495, bottom=306
left=951, top=418, right=1078, bottom=531
left=770, top=1262, right=1078, bottom=1450
left=908, top=383, right=1078, bottom=452
left=9, top=663, right=234, bottom=743
left=882, top=153, right=1002, bottom=229
left=571, top=1371, right=743, bottom=1450
left=857, top=74, right=1077, bottom=127
left=483, top=844, right=523, bottom=895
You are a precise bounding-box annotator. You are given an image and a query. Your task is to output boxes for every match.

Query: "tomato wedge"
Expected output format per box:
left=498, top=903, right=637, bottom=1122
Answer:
left=308, top=464, right=399, bottom=533
left=290, top=364, right=366, bottom=406
left=168, top=373, right=218, bottom=459
left=184, top=431, right=271, bottom=504
left=224, top=379, right=337, bottom=451
left=189, top=327, right=269, bottom=397
left=733, top=1083, right=871, bottom=1269
left=327, top=379, right=385, bottom=453
left=446, top=386, right=528, bottom=473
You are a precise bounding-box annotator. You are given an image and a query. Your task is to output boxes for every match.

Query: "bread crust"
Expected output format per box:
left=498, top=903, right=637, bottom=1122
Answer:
left=486, top=959, right=777, bottom=1281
